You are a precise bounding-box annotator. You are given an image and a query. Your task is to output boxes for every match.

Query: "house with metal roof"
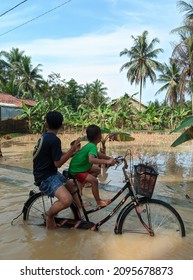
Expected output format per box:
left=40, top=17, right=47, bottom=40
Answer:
left=0, top=93, right=35, bottom=132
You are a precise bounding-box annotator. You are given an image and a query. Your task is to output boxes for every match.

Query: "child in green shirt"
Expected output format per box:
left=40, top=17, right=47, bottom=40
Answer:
left=69, top=125, right=116, bottom=207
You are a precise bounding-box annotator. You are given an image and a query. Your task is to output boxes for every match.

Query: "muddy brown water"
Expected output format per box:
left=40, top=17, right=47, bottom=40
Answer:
left=0, top=134, right=193, bottom=260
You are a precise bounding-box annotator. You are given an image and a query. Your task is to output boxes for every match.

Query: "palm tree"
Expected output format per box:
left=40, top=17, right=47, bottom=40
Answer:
left=0, top=48, right=44, bottom=98
left=0, top=77, right=19, bottom=95
left=173, top=34, right=193, bottom=108
left=65, top=78, right=84, bottom=111
left=17, top=56, right=44, bottom=98
left=120, top=30, right=163, bottom=110
left=170, top=1, right=193, bottom=35
left=0, top=48, right=24, bottom=79
left=0, top=48, right=24, bottom=69
left=177, top=1, right=193, bottom=21
left=171, top=1, right=193, bottom=113
left=80, top=79, right=109, bottom=109
left=155, top=59, right=181, bottom=106
left=90, top=79, right=110, bottom=105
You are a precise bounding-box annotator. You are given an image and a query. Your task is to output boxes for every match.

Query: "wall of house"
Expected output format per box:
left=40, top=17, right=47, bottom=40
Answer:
left=0, top=105, right=21, bottom=121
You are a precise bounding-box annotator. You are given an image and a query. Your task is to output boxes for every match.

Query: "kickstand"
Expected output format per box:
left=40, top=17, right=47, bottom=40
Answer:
left=11, top=211, right=23, bottom=225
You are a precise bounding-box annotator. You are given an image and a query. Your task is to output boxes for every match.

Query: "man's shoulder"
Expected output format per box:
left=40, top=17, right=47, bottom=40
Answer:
left=44, top=132, right=60, bottom=141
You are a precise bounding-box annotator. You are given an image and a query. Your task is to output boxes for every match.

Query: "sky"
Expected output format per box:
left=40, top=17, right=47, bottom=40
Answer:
left=0, top=0, right=185, bottom=104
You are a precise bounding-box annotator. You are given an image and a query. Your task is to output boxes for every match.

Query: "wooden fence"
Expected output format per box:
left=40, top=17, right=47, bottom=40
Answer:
left=0, top=119, right=28, bottom=133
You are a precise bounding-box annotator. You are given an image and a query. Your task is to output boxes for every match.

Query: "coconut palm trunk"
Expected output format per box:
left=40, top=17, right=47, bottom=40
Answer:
left=139, top=77, right=143, bottom=111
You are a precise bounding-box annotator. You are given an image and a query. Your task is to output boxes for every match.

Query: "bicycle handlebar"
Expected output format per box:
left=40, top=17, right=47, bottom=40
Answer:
left=114, top=151, right=130, bottom=181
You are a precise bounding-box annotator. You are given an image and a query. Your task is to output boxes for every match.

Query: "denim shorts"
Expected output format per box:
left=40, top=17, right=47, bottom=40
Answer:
left=39, top=172, right=68, bottom=197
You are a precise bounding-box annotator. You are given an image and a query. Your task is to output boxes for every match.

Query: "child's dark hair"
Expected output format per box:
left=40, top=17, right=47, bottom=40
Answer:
left=45, top=111, right=63, bottom=130
left=86, top=125, right=101, bottom=141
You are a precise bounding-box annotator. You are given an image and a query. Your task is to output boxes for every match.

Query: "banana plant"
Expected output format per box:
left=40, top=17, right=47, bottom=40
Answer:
left=171, top=81, right=193, bottom=147
left=171, top=116, right=193, bottom=147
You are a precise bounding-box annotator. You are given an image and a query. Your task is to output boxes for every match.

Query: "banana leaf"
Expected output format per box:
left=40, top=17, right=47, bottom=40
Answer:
left=100, top=127, right=111, bottom=134
left=107, top=131, right=135, bottom=141
left=171, top=126, right=193, bottom=147
left=171, top=116, right=193, bottom=133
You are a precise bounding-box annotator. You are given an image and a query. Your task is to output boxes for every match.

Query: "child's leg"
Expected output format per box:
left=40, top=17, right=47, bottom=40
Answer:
left=85, top=174, right=110, bottom=207
left=83, top=165, right=100, bottom=188
left=90, top=165, right=101, bottom=177
left=67, top=179, right=92, bottom=208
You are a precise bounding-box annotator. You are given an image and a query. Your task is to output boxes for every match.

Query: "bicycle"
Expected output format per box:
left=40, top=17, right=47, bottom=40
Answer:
left=17, top=149, right=186, bottom=237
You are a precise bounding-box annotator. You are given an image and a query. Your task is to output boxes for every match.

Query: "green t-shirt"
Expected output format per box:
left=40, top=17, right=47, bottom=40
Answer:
left=69, top=142, right=98, bottom=175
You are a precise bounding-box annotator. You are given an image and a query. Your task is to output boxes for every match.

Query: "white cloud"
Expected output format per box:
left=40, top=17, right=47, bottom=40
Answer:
left=1, top=23, right=177, bottom=103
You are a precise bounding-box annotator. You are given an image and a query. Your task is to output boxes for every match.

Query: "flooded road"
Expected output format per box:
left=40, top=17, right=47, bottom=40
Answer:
left=0, top=134, right=193, bottom=260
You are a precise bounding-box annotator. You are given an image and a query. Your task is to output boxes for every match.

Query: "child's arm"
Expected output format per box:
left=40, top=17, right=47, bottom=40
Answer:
left=89, top=154, right=116, bottom=166
left=98, top=151, right=111, bottom=160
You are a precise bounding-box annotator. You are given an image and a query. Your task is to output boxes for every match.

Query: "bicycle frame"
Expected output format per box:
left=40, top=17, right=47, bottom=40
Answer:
left=80, top=182, right=132, bottom=230
left=71, top=153, right=155, bottom=234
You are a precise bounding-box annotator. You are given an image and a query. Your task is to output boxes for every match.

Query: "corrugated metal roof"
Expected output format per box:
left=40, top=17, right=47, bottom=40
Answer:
left=21, top=99, right=36, bottom=106
left=0, top=93, right=35, bottom=108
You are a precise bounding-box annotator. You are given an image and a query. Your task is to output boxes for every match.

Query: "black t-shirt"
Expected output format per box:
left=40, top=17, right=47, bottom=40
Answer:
left=33, top=132, right=63, bottom=184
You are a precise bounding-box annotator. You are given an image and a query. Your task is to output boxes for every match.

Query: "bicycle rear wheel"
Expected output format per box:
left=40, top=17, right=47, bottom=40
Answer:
left=116, top=198, right=185, bottom=237
left=23, top=191, right=79, bottom=226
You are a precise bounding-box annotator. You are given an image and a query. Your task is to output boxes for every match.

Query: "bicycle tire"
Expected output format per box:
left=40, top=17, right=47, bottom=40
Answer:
left=115, top=198, right=185, bottom=237
left=23, top=192, right=80, bottom=226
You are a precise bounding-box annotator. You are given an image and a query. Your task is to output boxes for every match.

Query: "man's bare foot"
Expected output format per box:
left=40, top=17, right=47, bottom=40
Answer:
left=45, top=212, right=58, bottom=230
left=97, top=199, right=111, bottom=207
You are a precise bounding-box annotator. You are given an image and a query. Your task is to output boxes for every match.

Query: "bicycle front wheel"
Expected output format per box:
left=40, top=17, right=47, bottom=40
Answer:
left=23, top=192, right=79, bottom=226
left=116, top=198, right=185, bottom=237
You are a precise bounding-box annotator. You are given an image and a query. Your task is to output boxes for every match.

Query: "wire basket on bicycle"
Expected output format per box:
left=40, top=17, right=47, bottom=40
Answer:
left=133, top=164, right=158, bottom=198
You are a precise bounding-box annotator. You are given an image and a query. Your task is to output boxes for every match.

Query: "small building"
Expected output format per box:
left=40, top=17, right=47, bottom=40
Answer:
left=111, top=93, right=147, bottom=111
left=128, top=95, right=147, bottom=110
left=0, top=93, right=35, bottom=133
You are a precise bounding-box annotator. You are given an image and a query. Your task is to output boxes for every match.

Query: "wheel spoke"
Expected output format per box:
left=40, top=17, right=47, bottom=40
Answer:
left=118, top=198, right=185, bottom=237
